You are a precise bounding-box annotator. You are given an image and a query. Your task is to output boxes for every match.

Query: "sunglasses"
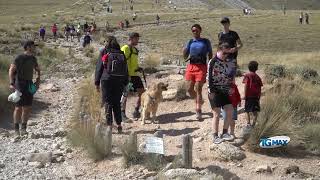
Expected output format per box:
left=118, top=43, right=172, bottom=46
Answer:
left=192, top=29, right=199, bottom=33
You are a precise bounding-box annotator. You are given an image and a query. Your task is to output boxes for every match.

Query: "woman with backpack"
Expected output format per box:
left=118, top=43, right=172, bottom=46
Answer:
left=95, top=36, right=129, bottom=133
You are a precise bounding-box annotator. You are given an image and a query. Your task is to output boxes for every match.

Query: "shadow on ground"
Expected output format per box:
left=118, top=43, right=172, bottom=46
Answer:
left=0, top=98, right=50, bottom=130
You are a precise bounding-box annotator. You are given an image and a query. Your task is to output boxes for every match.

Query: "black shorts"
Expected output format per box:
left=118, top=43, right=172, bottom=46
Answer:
left=15, top=80, right=34, bottom=107
left=130, top=76, right=144, bottom=92
left=208, top=92, right=231, bottom=109
left=245, top=97, right=260, bottom=112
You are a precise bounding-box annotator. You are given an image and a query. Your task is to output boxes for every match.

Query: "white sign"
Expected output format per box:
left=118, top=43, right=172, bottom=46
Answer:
left=259, top=136, right=290, bottom=148
left=144, top=137, right=164, bottom=154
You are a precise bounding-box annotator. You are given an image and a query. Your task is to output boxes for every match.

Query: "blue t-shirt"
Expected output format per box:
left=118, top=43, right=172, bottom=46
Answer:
left=185, top=38, right=212, bottom=64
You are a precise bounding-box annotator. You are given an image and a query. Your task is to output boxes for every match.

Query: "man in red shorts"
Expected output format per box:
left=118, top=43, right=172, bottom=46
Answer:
left=183, top=24, right=213, bottom=120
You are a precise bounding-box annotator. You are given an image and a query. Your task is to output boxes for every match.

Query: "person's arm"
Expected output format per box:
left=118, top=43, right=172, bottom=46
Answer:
left=242, top=76, right=248, bottom=99
left=182, top=40, right=191, bottom=60
left=230, top=32, right=243, bottom=53
left=207, top=59, right=215, bottom=98
left=94, top=52, right=104, bottom=91
left=207, top=39, right=213, bottom=60
left=9, top=64, right=16, bottom=90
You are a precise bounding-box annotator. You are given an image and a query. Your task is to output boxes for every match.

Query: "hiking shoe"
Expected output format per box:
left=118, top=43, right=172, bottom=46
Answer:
left=213, top=135, right=224, bottom=144
left=117, top=126, right=123, bottom=134
left=14, top=130, right=20, bottom=137
left=132, top=110, right=141, bottom=119
left=221, top=133, right=234, bottom=141
left=196, top=111, right=202, bottom=120
left=20, top=129, right=28, bottom=136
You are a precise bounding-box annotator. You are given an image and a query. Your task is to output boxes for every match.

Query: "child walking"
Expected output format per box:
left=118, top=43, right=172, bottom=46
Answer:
left=243, top=61, right=263, bottom=127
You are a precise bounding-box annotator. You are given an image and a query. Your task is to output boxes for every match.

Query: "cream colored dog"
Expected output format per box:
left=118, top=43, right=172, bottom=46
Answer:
left=140, top=82, right=168, bottom=125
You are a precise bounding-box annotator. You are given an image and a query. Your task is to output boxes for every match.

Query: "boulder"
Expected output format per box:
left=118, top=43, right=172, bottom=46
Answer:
left=209, top=143, right=246, bottom=161
left=238, top=126, right=252, bottom=140
left=256, top=165, right=272, bottom=173
left=162, top=89, right=178, bottom=101
left=28, top=162, right=44, bottom=168
left=26, top=152, right=52, bottom=164
left=164, top=168, right=200, bottom=179
left=285, top=165, right=299, bottom=174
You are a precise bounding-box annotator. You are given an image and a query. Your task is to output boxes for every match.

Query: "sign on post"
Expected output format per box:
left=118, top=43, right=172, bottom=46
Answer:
left=144, top=137, right=164, bottom=155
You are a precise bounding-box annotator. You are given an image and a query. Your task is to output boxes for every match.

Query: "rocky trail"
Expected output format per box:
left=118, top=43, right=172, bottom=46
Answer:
left=1, top=1, right=320, bottom=179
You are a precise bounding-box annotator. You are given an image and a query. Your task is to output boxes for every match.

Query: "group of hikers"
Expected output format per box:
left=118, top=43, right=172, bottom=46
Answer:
left=39, top=22, right=94, bottom=47
left=10, top=17, right=263, bottom=144
left=299, top=12, right=310, bottom=24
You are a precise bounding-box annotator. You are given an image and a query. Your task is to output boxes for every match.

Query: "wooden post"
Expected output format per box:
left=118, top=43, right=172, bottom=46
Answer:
left=182, top=135, right=193, bottom=168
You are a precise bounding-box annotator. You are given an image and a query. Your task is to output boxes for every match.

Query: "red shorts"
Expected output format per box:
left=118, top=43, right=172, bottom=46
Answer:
left=185, top=64, right=207, bottom=82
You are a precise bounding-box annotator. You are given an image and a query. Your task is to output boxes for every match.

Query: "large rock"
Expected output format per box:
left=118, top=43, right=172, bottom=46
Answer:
left=26, top=152, right=52, bottom=164
left=162, top=89, right=178, bottom=100
left=238, top=126, right=252, bottom=140
left=256, top=165, right=272, bottom=173
left=285, top=165, right=299, bottom=174
left=28, top=161, right=44, bottom=168
left=230, top=138, right=245, bottom=147
left=164, top=168, right=200, bottom=179
left=209, top=143, right=246, bottom=161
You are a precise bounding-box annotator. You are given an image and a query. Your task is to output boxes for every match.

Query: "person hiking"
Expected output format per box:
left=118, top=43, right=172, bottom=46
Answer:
left=95, top=36, right=129, bottom=133
left=156, top=14, right=160, bottom=25
left=299, top=12, right=304, bottom=24
left=218, top=17, right=243, bottom=64
left=9, top=40, right=41, bottom=136
left=64, top=24, right=71, bottom=41
left=83, top=32, right=92, bottom=47
left=70, top=25, right=76, bottom=41
left=221, top=83, right=241, bottom=139
left=84, top=21, right=89, bottom=32
left=207, top=42, right=237, bottom=144
left=243, top=60, right=263, bottom=128
left=76, top=24, right=81, bottom=42
left=125, top=19, right=130, bottom=28
left=51, top=24, right=58, bottom=41
left=39, top=26, right=46, bottom=41
left=183, top=24, right=213, bottom=120
left=132, top=12, right=137, bottom=21
left=305, top=13, right=309, bottom=24
left=121, top=32, right=144, bottom=120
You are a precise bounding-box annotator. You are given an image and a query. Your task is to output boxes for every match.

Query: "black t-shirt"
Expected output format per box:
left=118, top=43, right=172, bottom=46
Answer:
left=218, top=30, right=240, bottom=59
left=13, top=54, right=38, bottom=81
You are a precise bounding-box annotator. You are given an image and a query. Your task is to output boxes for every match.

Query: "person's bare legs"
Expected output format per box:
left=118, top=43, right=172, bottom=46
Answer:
left=133, top=88, right=145, bottom=118
left=222, top=104, right=233, bottom=133
left=194, top=82, right=204, bottom=111
left=187, top=81, right=196, bottom=99
left=246, top=112, right=251, bottom=125
left=212, top=108, right=221, bottom=135
left=13, top=107, right=22, bottom=135
left=21, top=106, right=32, bottom=135
left=230, top=120, right=236, bottom=136
left=252, top=111, right=258, bottom=126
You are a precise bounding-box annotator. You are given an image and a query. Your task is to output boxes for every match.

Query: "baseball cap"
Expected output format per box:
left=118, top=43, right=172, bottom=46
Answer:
left=220, top=17, right=230, bottom=24
left=128, top=32, right=140, bottom=38
left=23, top=40, right=38, bottom=49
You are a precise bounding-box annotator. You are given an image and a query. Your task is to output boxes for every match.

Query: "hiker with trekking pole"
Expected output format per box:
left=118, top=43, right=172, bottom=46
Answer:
left=120, top=32, right=145, bottom=121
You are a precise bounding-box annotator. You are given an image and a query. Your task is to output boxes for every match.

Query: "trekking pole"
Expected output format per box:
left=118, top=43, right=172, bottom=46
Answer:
left=141, top=69, right=147, bottom=88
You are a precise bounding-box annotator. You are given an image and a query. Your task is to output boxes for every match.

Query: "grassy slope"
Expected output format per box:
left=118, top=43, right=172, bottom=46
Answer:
left=243, top=0, right=320, bottom=10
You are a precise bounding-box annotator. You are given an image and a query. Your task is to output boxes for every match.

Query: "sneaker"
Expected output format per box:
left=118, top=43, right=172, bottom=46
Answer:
left=221, top=133, right=234, bottom=141
left=196, top=111, right=202, bottom=120
left=132, top=110, right=141, bottom=119
left=20, top=129, right=28, bottom=136
left=14, top=130, right=20, bottom=137
left=213, top=135, right=224, bottom=144
left=117, top=126, right=123, bottom=134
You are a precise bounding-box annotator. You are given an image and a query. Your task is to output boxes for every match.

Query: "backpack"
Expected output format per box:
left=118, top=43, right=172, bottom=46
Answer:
left=103, top=50, right=128, bottom=77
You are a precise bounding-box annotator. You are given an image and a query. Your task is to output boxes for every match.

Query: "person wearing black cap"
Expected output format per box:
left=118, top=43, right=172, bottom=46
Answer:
left=8, top=40, right=41, bottom=136
left=218, top=17, right=243, bottom=62
left=120, top=32, right=144, bottom=120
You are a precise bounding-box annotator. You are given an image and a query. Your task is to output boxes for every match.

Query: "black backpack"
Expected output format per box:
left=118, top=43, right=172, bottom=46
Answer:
left=103, top=50, right=128, bottom=77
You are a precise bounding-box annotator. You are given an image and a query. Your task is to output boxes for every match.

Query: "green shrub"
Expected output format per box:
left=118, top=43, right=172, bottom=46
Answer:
left=264, top=65, right=286, bottom=83
left=83, top=45, right=95, bottom=58
left=303, top=123, right=320, bottom=154
left=288, top=66, right=319, bottom=80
